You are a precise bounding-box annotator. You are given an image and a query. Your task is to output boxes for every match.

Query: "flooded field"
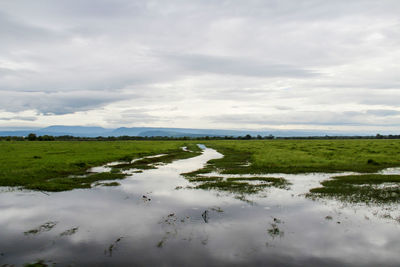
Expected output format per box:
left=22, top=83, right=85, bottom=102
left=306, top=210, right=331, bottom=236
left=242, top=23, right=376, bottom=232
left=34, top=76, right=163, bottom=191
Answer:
left=1, top=146, right=399, bottom=266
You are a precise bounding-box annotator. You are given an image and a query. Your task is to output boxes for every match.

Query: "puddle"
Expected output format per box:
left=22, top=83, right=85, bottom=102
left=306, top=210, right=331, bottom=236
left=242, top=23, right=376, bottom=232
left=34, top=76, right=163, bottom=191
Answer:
left=0, top=146, right=399, bottom=266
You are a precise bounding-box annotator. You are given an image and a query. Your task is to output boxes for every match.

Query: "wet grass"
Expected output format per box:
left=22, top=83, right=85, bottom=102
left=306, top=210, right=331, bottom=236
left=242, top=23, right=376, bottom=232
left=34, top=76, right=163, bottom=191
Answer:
left=105, top=237, right=123, bottom=257
left=227, top=177, right=290, bottom=189
left=187, top=176, right=224, bottom=182
left=60, top=227, right=79, bottom=237
left=112, top=143, right=202, bottom=170
left=24, top=261, right=48, bottom=267
left=24, top=221, right=57, bottom=235
left=97, top=181, right=121, bottom=187
left=267, top=217, right=284, bottom=239
left=193, top=177, right=291, bottom=195
left=196, top=181, right=267, bottom=194
left=308, top=174, right=400, bottom=204
left=26, top=172, right=126, bottom=192
left=0, top=141, right=201, bottom=191
left=201, top=139, right=400, bottom=174
left=183, top=149, right=292, bottom=195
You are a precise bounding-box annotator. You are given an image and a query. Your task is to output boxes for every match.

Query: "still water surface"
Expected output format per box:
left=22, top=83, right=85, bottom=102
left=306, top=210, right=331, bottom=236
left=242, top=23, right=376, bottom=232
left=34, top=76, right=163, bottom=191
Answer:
left=0, top=147, right=399, bottom=266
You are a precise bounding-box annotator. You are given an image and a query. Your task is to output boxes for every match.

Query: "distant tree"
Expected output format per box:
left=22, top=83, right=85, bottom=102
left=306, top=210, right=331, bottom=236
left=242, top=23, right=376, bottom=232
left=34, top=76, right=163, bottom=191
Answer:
left=256, top=135, right=262, bottom=139
left=27, top=133, right=37, bottom=141
left=39, top=135, right=55, bottom=141
left=265, top=134, right=275, bottom=140
left=56, top=135, right=74, bottom=141
left=244, top=134, right=252, bottom=140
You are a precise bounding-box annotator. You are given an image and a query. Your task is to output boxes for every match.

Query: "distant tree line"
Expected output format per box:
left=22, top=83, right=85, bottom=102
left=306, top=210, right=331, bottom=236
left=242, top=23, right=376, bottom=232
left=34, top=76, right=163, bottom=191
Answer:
left=1, top=133, right=400, bottom=141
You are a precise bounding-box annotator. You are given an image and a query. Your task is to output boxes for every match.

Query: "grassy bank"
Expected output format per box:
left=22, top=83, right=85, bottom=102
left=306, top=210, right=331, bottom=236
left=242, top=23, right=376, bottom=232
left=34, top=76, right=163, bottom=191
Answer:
left=200, top=139, right=400, bottom=174
left=0, top=141, right=201, bottom=191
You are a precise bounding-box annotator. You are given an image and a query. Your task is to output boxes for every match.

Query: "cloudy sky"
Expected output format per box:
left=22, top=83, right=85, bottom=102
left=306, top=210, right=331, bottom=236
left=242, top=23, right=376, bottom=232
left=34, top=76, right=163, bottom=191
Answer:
left=1, top=0, right=400, bottom=133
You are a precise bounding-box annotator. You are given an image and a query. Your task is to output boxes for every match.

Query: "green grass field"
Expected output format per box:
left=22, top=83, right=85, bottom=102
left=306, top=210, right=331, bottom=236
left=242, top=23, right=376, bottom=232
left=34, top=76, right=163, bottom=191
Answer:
left=0, top=141, right=200, bottom=191
left=190, top=139, right=400, bottom=203
left=1, top=139, right=400, bottom=198
left=201, top=139, right=400, bottom=174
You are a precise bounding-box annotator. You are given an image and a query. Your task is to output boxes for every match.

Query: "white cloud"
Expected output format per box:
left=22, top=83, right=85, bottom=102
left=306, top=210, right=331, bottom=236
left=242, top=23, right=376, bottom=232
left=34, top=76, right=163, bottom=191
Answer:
left=0, top=0, right=400, bottom=132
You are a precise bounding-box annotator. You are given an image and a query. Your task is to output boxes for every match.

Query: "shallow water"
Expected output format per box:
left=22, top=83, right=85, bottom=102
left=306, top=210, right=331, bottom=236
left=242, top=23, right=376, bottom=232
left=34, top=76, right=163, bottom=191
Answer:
left=0, top=147, right=399, bottom=266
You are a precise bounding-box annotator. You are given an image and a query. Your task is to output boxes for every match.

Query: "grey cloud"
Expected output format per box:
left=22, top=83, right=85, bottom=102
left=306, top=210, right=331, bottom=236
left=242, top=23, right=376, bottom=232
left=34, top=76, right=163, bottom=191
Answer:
left=0, top=67, right=36, bottom=79
left=366, top=109, right=400, bottom=117
left=0, top=67, right=19, bottom=76
left=194, top=86, right=306, bottom=102
left=208, top=110, right=400, bottom=127
left=1, top=0, right=400, bottom=129
left=301, top=89, right=400, bottom=108
left=0, top=116, right=37, bottom=121
left=315, top=82, right=400, bottom=90
left=106, top=108, right=173, bottom=125
left=107, top=114, right=161, bottom=125
left=168, top=54, right=318, bottom=78
left=0, top=11, right=64, bottom=49
left=274, top=106, right=294, bottom=111
left=360, top=94, right=400, bottom=107
left=0, top=90, right=129, bottom=115
left=54, top=0, right=142, bottom=18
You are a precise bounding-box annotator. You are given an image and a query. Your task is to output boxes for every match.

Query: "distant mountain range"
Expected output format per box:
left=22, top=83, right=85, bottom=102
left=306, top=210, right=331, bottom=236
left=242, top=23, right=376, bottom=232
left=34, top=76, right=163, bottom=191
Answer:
left=0, top=125, right=373, bottom=138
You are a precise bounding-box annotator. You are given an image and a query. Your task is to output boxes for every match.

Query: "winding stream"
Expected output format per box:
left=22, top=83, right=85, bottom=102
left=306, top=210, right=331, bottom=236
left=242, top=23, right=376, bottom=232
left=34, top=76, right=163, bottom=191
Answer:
left=0, top=146, right=399, bottom=266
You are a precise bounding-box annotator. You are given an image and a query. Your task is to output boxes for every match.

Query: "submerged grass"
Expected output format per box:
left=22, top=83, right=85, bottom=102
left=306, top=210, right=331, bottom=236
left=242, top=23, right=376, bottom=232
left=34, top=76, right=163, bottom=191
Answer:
left=24, top=221, right=57, bottom=235
left=98, top=181, right=121, bottom=187
left=25, top=172, right=126, bottom=192
left=60, top=227, right=79, bottom=237
left=267, top=218, right=284, bottom=239
left=227, top=177, right=290, bottom=189
left=308, top=174, right=400, bottom=204
left=0, top=141, right=201, bottom=191
left=196, top=180, right=276, bottom=194
left=24, top=261, right=48, bottom=267
left=187, top=176, right=223, bottom=182
left=189, top=176, right=291, bottom=195
left=112, top=143, right=202, bottom=170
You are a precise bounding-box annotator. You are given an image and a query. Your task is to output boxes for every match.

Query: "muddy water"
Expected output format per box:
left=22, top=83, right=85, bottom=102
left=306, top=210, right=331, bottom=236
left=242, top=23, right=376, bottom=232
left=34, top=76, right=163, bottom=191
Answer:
left=0, top=147, right=399, bottom=266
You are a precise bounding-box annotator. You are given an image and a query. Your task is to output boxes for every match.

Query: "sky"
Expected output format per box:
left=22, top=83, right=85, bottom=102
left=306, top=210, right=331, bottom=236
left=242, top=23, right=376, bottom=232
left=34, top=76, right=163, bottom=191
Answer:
left=1, top=0, right=400, bottom=133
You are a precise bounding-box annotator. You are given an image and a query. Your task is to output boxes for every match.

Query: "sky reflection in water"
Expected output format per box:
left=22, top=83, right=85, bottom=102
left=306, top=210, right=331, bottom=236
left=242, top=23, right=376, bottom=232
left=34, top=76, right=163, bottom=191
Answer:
left=0, top=147, right=399, bottom=266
